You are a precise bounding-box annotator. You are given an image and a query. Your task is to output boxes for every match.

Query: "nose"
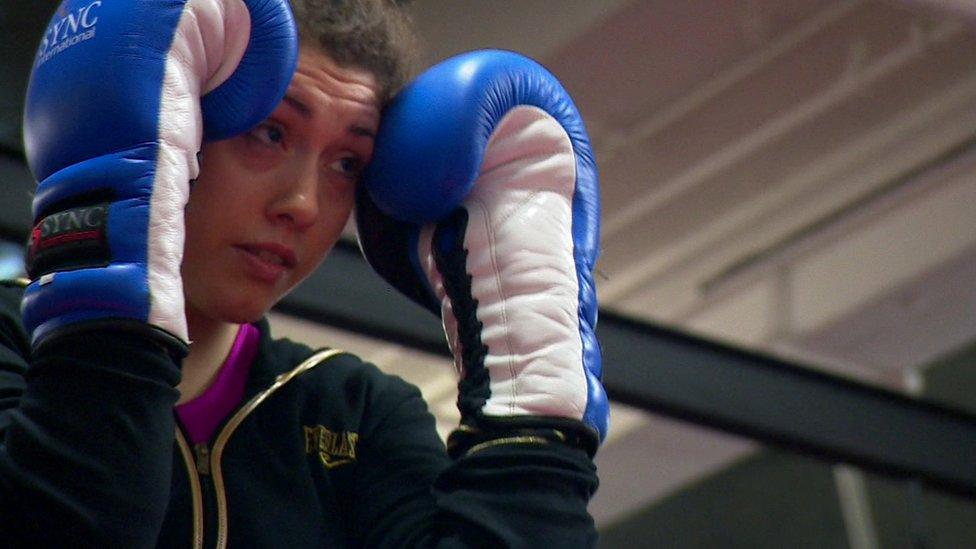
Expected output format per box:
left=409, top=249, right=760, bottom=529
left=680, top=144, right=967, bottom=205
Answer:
left=268, top=157, right=319, bottom=229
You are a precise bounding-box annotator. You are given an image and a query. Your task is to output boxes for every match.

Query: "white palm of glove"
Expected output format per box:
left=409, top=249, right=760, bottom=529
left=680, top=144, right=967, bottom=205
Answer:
left=417, top=106, right=588, bottom=422
left=150, top=0, right=251, bottom=340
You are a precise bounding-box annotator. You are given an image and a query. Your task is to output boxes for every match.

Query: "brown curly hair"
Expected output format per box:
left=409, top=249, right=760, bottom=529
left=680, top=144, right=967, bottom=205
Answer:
left=289, top=0, right=420, bottom=104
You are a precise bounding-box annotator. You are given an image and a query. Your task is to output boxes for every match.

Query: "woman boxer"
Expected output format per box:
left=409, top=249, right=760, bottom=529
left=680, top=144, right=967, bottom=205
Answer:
left=0, top=0, right=605, bottom=546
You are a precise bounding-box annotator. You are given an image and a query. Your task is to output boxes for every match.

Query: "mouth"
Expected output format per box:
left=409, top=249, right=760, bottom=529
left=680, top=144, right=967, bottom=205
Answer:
left=235, top=243, right=298, bottom=281
left=239, top=243, right=297, bottom=267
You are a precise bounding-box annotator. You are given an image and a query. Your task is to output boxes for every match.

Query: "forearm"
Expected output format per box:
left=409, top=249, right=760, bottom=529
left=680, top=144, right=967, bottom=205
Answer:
left=350, top=375, right=598, bottom=548
left=0, top=321, right=181, bottom=547
left=364, top=442, right=598, bottom=549
left=430, top=441, right=599, bottom=548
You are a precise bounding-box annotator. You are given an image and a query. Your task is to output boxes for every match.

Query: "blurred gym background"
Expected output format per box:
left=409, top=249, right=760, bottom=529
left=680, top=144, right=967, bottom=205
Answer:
left=1, top=1, right=975, bottom=546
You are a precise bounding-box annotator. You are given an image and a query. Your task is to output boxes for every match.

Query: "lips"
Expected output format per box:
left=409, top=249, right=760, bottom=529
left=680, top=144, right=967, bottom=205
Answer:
left=235, top=243, right=297, bottom=282
left=252, top=248, right=287, bottom=266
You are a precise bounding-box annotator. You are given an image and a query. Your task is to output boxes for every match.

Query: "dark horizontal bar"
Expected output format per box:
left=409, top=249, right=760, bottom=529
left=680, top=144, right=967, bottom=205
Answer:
left=279, top=239, right=976, bottom=499
left=599, top=311, right=976, bottom=498
left=277, top=240, right=448, bottom=355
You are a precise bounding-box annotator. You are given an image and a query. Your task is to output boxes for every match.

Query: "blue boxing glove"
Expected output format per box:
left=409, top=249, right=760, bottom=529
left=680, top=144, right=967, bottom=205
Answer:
left=22, top=0, right=297, bottom=351
left=357, top=50, right=609, bottom=455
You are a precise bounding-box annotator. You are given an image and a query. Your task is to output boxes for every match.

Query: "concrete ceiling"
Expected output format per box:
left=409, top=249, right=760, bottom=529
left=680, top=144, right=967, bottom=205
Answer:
left=2, top=0, right=975, bottom=530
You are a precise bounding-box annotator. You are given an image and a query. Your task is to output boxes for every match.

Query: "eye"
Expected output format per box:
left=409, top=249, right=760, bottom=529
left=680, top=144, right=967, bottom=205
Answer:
left=329, top=155, right=364, bottom=181
left=248, top=123, right=285, bottom=147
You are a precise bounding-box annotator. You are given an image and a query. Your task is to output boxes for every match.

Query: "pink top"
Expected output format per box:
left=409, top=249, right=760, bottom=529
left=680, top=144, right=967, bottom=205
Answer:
left=175, top=324, right=259, bottom=444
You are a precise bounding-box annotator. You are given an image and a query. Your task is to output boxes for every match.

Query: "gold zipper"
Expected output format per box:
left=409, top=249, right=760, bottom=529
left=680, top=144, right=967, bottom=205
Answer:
left=175, top=429, right=205, bottom=549
left=208, top=349, right=345, bottom=549
left=193, top=443, right=211, bottom=475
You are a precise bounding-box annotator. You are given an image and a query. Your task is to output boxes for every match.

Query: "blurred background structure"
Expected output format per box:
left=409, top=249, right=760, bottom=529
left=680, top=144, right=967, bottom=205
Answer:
left=2, top=1, right=975, bottom=546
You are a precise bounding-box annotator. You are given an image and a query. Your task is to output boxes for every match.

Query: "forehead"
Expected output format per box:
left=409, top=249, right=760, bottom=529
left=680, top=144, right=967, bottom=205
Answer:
left=288, top=48, right=381, bottom=116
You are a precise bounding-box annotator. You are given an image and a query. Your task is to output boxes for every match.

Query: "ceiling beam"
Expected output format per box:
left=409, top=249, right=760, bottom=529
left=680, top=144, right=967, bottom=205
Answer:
left=278, top=238, right=976, bottom=499
left=897, top=0, right=976, bottom=23
left=599, top=14, right=963, bottom=245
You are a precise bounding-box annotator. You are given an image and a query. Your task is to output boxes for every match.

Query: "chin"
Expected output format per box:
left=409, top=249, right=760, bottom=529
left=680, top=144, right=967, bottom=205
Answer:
left=221, top=299, right=273, bottom=325
left=225, top=309, right=267, bottom=325
left=185, top=274, right=295, bottom=327
left=187, top=291, right=274, bottom=327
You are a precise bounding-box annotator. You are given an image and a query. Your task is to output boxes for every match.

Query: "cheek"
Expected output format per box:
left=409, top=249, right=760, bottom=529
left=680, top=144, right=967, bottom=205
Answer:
left=188, top=145, right=239, bottom=220
left=322, top=182, right=356, bottom=237
left=293, top=186, right=355, bottom=274
left=186, top=140, right=272, bottom=234
left=180, top=205, right=224, bottom=304
left=182, top=179, right=237, bottom=256
left=181, top=149, right=250, bottom=301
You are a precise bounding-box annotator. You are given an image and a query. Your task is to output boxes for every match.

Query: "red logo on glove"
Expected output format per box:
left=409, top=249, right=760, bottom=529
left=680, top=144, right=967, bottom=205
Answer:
left=27, top=204, right=110, bottom=280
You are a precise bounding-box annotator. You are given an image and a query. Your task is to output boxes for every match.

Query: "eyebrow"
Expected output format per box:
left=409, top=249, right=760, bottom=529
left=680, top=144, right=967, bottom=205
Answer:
left=350, top=125, right=376, bottom=139
left=282, top=94, right=312, bottom=117
left=282, top=94, right=376, bottom=140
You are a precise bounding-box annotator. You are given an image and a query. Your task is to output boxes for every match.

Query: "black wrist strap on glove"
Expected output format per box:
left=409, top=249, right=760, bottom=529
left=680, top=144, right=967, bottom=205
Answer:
left=448, top=415, right=600, bottom=459
left=32, top=318, right=189, bottom=364
left=4, top=277, right=188, bottom=362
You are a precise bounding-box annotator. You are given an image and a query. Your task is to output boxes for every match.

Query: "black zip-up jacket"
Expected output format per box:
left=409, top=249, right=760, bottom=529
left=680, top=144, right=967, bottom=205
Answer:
left=0, top=285, right=598, bottom=547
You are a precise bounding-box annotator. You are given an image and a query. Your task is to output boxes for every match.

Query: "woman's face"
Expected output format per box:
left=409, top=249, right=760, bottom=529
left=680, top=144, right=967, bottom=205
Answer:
left=181, top=47, right=381, bottom=327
